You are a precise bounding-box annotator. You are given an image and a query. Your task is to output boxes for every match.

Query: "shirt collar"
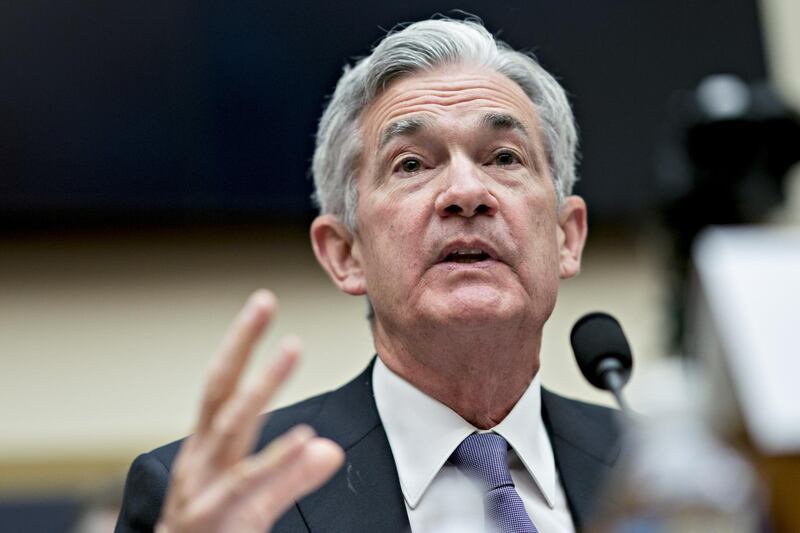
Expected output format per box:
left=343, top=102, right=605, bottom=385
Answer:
left=372, top=357, right=557, bottom=509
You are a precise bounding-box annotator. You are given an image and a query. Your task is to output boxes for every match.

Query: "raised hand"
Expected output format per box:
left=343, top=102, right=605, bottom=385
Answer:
left=155, top=290, right=344, bottom=533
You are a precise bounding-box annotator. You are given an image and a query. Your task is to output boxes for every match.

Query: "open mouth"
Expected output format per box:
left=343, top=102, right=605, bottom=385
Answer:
left=442, top=248, right=492, bottom=264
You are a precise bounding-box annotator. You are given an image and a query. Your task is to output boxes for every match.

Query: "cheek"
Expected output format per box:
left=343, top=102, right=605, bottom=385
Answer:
left=514, top=206, right=562, bottom=281
left=359, top=209, right=422, bottom=283
left=366, top=193, right=429, bottom=244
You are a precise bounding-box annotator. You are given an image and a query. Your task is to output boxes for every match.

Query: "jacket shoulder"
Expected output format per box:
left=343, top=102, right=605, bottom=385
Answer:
left=542, top=388, right=623, bottom=466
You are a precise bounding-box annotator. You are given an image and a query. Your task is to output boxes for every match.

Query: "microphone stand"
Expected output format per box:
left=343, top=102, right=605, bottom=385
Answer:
left=597, top=358, right=633, bottom=415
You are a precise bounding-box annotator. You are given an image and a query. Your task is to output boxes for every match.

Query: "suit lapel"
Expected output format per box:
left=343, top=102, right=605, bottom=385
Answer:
left=279, top=364, right=620, bottom=532
left=297, top=361, right=410, bottom=533
left=541, top=389, right=623, bottom=530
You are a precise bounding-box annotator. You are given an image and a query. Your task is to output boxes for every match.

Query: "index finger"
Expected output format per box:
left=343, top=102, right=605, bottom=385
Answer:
left=196, top=290, right=276, bottom=434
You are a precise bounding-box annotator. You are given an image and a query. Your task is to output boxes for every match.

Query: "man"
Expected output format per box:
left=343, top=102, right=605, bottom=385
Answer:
left=116, top=18, right=621, bottom=533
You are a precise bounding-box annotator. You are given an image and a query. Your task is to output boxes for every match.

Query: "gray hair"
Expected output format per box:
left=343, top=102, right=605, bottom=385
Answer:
left=311, top=18, right=578, bottom=231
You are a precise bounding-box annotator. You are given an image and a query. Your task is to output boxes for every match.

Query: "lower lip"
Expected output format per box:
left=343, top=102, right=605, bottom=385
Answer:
left=433, top=259, right=501, bottom=271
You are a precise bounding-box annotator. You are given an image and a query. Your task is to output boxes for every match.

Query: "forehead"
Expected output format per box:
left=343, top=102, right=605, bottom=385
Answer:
left=360, top=65, right=539, bottom=146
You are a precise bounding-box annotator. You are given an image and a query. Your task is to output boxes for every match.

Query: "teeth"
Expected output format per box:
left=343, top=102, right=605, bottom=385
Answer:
left=444, top=248, right=490, bottom=263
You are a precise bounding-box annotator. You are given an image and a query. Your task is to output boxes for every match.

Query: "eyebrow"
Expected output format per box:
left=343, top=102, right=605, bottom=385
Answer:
left=377, top=111, right=530, bottom=150
left=481, top=112, right=530, bottom=138
left=379, top=116, right=431, bottom=149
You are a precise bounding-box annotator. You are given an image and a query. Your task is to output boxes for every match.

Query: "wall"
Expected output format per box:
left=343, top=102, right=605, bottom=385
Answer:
left=0, top=225, right=667, bottom=492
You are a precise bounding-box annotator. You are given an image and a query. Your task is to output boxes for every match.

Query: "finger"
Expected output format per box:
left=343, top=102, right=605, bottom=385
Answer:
left=197, top=290, right=276, bottom=434
left=205, top=338, right=302, bottom=466
left=162, top=345, right=298, bottom=531
left=188, top=423, right=317, bottom=521
left=246, top=437, right=345, bottom=525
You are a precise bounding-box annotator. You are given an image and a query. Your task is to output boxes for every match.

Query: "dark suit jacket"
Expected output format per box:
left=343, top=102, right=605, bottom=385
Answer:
left=116, top=360, right=622, bottom=532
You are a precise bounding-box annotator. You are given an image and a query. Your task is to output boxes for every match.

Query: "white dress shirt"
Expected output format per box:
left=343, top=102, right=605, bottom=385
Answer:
left=373, top=357, right=575, bottom=533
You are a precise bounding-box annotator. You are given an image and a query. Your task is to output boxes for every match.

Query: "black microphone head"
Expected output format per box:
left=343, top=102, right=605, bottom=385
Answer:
left=570, top=312, right=633, bottom=390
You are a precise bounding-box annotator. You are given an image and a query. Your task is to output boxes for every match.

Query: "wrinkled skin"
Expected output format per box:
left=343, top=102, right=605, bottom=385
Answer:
left=312, top=64, right=587, bottom=427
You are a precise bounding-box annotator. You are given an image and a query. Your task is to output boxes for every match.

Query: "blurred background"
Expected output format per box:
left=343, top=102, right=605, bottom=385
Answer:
left=1, top=0, right=799, bottom=531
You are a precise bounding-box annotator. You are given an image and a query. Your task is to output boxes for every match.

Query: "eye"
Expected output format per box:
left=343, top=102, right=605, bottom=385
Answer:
left=494, top=151, right=520, bottom=166
left=398, top=157, right=422, bottom=173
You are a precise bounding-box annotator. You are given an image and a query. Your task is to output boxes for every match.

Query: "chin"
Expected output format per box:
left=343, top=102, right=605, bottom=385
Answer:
left=424, top=290, right=523, bottom=329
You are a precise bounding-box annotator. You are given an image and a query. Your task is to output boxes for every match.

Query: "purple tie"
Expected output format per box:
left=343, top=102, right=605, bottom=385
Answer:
left=450, top=433, right=539, bottom=533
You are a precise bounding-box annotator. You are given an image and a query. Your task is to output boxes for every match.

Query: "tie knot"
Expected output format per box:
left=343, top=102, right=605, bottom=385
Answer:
left=450, top=433, right=513, bottom=491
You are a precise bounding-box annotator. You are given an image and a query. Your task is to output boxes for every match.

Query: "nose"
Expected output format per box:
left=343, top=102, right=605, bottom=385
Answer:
left=434, top=157, right=499, bottom=218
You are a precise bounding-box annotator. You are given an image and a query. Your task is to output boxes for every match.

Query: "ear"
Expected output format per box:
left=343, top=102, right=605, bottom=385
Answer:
left=556, top=195, right=588, bottom=279
left=310, top=214, right=367, bottom=295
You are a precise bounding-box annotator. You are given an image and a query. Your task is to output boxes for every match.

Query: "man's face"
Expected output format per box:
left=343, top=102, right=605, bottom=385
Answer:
left=341, top=65, right=583, bottom=333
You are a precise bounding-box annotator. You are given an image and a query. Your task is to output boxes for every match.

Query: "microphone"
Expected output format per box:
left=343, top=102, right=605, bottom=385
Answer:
left=570, top=312, right=633, bottom=414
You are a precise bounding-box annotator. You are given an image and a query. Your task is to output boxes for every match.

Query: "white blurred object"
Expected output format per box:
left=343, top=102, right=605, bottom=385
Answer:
left=590, top=358, right=761, bottom=533
left=692, top=226, right=800, bottom=454
left=696, top=74, right=751, bottom=119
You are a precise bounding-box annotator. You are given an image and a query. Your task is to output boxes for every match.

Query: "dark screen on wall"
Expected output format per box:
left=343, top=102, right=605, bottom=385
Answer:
left=0, top=1, right=766, bottom=228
